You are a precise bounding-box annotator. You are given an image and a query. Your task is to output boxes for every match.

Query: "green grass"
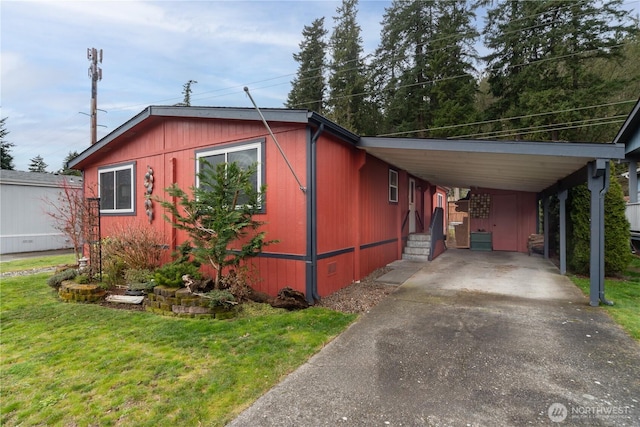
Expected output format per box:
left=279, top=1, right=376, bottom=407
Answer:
left=0, top=271, right=356, bottom=426
left=0, top=254, right=77, bottom=273
left=571, top=256, right=640, bottom=341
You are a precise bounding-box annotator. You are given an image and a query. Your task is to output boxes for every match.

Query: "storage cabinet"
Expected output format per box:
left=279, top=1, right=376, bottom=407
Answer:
left=470, top=232, right=492, bottom=251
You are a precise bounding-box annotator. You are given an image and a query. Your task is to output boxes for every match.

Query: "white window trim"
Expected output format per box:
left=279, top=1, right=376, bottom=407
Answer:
left=195, top=140, right=263, bottom=207
left=389, top=169, right=399, bottom=203
left=98, top=163, right=135, bottom=214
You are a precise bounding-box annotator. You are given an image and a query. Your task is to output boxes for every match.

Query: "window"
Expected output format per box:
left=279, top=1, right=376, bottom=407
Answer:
left=437, top=193, right=444, bottom=208
left=196, top=140, right=264, bottom=206
left=99, top=163, right=135, bottom=214
left=389, top=169, right=398, bottom=203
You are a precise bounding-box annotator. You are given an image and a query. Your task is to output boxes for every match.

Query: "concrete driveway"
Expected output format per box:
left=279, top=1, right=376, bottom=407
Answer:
left=229, top=250, right=640, bottom=426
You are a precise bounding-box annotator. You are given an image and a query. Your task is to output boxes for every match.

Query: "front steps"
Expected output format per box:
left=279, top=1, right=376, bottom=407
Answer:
left=402, top=233, right=431, bottom=262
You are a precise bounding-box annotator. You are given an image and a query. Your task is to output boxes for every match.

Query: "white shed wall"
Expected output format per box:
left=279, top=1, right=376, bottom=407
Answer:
left=1, top=176, right=79, bottom=254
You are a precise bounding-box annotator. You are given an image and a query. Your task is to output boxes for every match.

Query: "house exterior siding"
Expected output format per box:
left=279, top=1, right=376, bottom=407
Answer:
left=72, top=107, right=447, bottom=299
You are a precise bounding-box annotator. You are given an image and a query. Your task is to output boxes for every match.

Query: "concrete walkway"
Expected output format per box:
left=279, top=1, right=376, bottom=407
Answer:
left=229, top=250, right=640, bottom=426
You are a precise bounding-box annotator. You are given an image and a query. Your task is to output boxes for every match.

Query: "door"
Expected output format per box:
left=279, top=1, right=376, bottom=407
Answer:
left=408, top=178, right=416, bottom=233
left=491, top=194, right=518, bottom=251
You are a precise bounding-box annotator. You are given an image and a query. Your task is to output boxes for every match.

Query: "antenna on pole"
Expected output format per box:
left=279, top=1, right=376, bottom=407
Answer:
left=244, top=87, right=306, bottom=193
left=87, top=47, right=103, bottom=145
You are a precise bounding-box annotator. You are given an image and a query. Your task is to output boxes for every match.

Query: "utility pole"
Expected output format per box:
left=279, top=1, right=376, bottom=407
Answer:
left=87, top=48, right=103, bottom=145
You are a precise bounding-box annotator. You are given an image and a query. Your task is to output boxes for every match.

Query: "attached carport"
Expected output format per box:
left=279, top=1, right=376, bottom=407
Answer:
left=357, top=136, right=625, bottom=306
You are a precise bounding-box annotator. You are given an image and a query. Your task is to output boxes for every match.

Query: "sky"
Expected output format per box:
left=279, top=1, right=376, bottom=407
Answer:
left=2, top=1, right=638, bottom=173
left=1, top=0, right=395, bottom=172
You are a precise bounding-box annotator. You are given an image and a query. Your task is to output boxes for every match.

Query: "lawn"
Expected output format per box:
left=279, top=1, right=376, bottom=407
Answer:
left=571, top=256, right=640, bottom=341
left=0, top=253, right=76, bottom=273
left=0, top=265, right=356, bottom=426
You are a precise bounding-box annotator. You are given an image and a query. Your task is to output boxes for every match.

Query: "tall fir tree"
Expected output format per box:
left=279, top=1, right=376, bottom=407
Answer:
left=28, top=155, right=48, bottom=173
left=0, top=117, right=15, bottom=170
left=371, top=0, right=478, bottom=137
left=482, top=0, right=637, bottom=142
left=327, top=0, right=367, bottom=133
left=286, top=17, right=328, bottom=113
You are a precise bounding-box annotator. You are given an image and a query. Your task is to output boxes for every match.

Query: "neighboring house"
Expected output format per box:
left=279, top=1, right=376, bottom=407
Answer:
left=69, top=106, right=625, bottom=303
left=617, top=99, right=640, bottom=248
left=0, top=170, right=83, bottom=254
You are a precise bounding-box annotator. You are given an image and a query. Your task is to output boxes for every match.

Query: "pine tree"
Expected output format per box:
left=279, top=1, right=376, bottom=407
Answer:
left=482, top=0, right=637, bottom=142
left=0, top=117, right=15, bottom=170
left=61, top=151, right=82, bottom=176
left=370, top=0, right=478, bottom=137
left=28, top=155, right=48, bottom=173
left=326, top=0, right=367, bottom=133
left=286, top=17, right=328, bottom=113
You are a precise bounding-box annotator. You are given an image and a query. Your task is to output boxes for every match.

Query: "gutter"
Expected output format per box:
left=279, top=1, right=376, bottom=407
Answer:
left=306, top=123, right=324, bottom=303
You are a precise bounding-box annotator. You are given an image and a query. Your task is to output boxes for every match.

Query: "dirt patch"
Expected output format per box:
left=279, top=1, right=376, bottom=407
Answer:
left=316, top=267, right=398, bottom=314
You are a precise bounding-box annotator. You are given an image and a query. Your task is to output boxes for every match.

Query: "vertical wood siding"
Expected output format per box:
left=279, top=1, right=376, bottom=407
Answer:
left=469, top=188, right=537, bottom=253
left=82, top=117, right=309, bottom=295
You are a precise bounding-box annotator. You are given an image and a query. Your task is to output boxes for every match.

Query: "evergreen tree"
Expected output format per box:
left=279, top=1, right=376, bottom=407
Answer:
left=0, top=117, right=15, bottom=170
left=286, top=17, right=328, bottom=113
left=568, top=162, right=631, bottom=276
left=176, top=80, right=197, bottom=106
left=482, top=0, right=637, bottom=142
left=326, top=0, right=367, bottom=133
left=370, top=0, right=478, bottom=137
left=28, top=155, right=48, bottom=173
left=61, top=151, right=82, bottom=176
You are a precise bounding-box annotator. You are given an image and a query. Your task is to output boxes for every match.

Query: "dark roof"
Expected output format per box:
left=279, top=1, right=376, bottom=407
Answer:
left=614, top=98, right=640, bottom=158
left=0, top=170, right=83, bottom=187
left=68, top=106, right=359, bottom=169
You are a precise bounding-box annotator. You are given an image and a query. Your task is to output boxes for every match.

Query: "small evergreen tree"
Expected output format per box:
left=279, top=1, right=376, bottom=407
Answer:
left=28, top=155, right=48, bottom=173
left=0, top=117, right=15, bottom=170
left=61, top=151, right=82, bottom=176
left=157, top=160, right=274, bottom=288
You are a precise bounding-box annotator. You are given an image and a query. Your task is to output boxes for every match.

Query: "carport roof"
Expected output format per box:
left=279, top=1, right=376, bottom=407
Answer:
left=358, top=137, right=625, bottom=193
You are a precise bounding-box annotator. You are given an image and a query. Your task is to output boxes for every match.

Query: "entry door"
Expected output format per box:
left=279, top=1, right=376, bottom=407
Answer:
left=491, top=194, right=518, bottom=251
left=408, top=178, right=416, bottom=233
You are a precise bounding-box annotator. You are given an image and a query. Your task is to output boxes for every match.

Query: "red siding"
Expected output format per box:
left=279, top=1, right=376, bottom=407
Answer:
left=469, top=188, right=537, bottom=253
left=83, top=118, right=310, bottom=296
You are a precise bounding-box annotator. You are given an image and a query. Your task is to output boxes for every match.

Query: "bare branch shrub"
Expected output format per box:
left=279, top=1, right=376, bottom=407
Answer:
left=102, top=223, right=165, bottom=285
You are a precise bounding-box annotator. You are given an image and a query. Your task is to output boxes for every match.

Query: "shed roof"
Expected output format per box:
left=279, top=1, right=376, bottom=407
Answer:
left=357, top=137, right=624, bottom=193
left=0, top=170, right=83, bottom=187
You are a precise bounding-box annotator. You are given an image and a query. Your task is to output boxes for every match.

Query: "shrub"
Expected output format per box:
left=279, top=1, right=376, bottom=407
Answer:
left=102, top=256, right=126, bottom=288
left=74, top=274, right=91, bottom=284
left=124, top=268, right=154, bottom=285
left=47, top=268, right=77, bottom=289
left=203, top=289, right=236, bottom=307
left=102, top=223, right=165, bottom=273
left=153, top=262, right=202, bottom=288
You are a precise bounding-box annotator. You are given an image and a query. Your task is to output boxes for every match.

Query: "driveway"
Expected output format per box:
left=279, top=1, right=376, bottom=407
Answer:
left=229, top=250, right=640, bottom=426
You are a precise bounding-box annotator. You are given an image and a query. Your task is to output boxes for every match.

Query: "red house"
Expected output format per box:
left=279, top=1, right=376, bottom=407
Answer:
left=69, top=106, right=447, bottom=301
left=70, top=105, right=628, bottom=305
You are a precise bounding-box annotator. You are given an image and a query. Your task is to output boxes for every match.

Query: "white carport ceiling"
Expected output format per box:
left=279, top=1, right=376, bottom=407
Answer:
left=358, top=137, right=626, bottom=193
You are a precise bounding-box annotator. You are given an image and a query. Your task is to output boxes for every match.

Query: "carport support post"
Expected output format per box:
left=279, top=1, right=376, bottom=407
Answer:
left=629, top=160, right=638, bottom=203
left=543, top=196, right=550, bottom=259
left=587, top=160, right=613, bottom=307
left=558, top=189, right=568, bottom=275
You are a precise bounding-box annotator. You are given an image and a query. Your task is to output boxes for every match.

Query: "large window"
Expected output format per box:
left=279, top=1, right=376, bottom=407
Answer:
left=196, top=140, right=264, bottom=206
left=99, top=163, right=135, bottom=214
left=389, top=169, right=398, bottom=203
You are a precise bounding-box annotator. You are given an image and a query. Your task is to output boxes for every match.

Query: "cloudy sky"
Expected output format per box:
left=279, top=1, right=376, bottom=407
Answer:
left=1, top=0, right=395, bottom=172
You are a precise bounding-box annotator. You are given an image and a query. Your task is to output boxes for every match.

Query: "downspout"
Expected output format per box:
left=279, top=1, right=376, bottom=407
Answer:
left=306, top=124, right=324, bottom=303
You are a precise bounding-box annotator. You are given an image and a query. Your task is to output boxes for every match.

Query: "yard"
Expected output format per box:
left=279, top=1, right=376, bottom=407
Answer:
left=0, top=256, right=356, bottom=427
left=571, top=255, right=640, bottom=341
